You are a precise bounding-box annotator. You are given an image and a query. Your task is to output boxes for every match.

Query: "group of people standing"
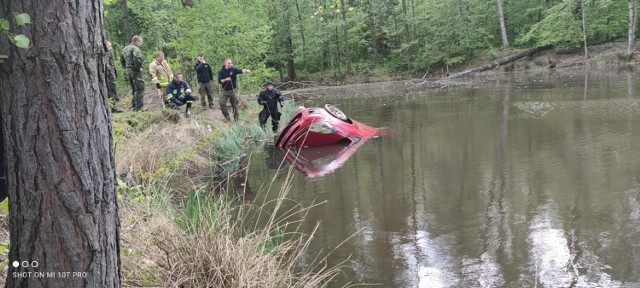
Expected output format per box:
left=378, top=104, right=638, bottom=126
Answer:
left=107, top=35, right=284, bottom=127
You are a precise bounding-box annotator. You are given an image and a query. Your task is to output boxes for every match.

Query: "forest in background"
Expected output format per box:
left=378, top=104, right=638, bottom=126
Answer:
left=105, top=0, right=639, bottom=89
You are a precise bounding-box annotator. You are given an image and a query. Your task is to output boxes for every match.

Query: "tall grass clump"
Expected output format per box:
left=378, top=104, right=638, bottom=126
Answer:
left=208, top=102, right=296, bottom=161
left=121, top=166, right=346, bottom=288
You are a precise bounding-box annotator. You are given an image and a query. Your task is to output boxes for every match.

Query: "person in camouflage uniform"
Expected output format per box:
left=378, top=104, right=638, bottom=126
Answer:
left=105, top=41, right=121, bottom=113
left=120, top=35, right=145, bottom=111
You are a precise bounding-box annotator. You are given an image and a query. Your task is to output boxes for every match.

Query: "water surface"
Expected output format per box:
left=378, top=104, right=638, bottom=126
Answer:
left=247, top=71, right=640, bottom=287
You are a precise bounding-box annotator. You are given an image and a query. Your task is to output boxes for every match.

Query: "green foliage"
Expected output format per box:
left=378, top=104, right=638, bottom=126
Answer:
left=105, top=0, right=638, bottom=79
left=11, top=34, right=29, bottom=48
left=262, top=223, right=285, bottom=254
left=0, top=239, right=9, bottom=271
left=0, top=198, right=8, bottom=215
left=14, top=13, right=30, bottom=26
left=105, top=0, right=277, bottom=90
left=0, top=12, right=31, bottom=62
left=0, top=19, right=9, bottom=31
left=518, top=0, right=629, bottom=50
left=518, top=1, right=582, bottom=50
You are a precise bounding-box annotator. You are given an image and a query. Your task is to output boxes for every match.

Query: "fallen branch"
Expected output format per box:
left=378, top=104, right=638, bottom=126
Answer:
left=444, top=45, right=553, bottom=79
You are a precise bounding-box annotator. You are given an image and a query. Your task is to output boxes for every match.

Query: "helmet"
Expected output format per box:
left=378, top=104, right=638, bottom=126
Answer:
left=266, top=80, right=275, bottom=87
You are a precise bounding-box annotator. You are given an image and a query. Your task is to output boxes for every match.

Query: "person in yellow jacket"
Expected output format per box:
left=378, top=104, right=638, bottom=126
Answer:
left=149, top=51, right=173, bottom=108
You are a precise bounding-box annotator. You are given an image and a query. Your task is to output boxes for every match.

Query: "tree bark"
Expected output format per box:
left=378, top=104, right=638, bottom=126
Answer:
left=0, top=116, right=5, bottom=202
left=120, top=0, right=132, bottom=42
left=581, top=0, right=588, bottom=59
left=0, top=1, right=121, bottom=287
left=496, top=0, right=509, bottom=48
left=629, top=0, right=637, bottom=56
left=314, top=0, right=325, bottom=76
left=294, top=0, right=309, bottom=77
left=339, top=0, right=352, bottom=72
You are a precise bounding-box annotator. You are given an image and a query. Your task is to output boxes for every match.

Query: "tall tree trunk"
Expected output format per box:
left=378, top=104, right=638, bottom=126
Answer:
left=294, top=0, right=309, bottom=77
left=367, top=0, right=380, bottom=65
left=281, top=0, right=296, bottom=80
left=629, top=0, right=637, bottom=56
left=335, top=27, right=341, bottom=63
left=401, top=0, right=411, bottom=71
left=339, top=0, right=352, bottom=72
left=317, top=0, right=326, bottom=76
left=496, top=0, right=509, bottom=48
left=120, top=0, right=132, bottom=41
left=410, top=0, right=416, bottom=50
left=0, top=0, right=121, bottom=287
left=378, top=3, right=387, bottom=56
left=391, top=3, right=398, bottom=37
left=0, top=115, right=5, bottom=202
left=581, top=0, right=589, bottom=59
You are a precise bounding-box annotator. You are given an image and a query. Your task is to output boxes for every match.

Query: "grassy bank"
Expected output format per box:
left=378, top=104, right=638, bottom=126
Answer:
left=111, top=92, right=348, bottom=287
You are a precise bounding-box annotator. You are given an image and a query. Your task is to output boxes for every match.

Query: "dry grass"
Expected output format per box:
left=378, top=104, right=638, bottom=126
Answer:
left=114, top=119, right=209, bottom=186
left=120, top=167, right=347, bottom=288
left=115, top=99, right=346, bottom=287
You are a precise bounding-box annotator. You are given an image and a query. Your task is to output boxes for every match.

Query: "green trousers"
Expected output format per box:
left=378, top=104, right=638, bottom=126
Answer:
left=128, top=69, right=145, bottom=111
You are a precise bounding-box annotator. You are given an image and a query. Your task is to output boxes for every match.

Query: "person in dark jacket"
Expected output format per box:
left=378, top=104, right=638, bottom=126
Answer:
left=257, top=80, right=283, bottom=132
left=194, top=53, right=214, bottom=110
left=165, top=73, right=198, bottom=115
left=218, top=58, right=251, bottom=121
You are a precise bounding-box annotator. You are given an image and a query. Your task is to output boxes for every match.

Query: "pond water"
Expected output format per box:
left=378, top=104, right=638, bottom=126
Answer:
left=245, top=70, right=640, bottom=287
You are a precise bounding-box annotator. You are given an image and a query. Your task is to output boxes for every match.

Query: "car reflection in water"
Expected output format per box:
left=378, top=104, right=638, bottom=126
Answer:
left=271, top=104, right=383, bottom=178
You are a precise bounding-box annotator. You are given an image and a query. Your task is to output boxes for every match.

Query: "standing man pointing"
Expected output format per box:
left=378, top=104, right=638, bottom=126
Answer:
left=218, top=58, right=251, bottom=122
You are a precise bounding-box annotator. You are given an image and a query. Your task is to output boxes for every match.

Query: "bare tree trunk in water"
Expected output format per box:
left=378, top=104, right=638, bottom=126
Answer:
left=496, top=0, right=509, bottom=48
left=120, top=0, right=132, bottom=41
left=628, top=0, right=637, bottom=56
left=581, top=0, right=589, bottom=59
left=0, top=0, right=121, bottom=287
left=339, top=0, right=352, bottom=72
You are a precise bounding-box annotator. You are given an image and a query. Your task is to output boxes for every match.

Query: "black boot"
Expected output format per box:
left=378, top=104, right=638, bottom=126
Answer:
left=272, top=122, right=279, bottom=133
left=186, top=102, right=192, bottom=116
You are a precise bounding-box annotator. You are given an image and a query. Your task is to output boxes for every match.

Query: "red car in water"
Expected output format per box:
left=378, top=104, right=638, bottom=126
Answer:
left=275, top=104, right=380, bottom=149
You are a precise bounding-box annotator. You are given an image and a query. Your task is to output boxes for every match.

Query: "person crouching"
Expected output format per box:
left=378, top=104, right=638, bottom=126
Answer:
left=165, top=73, right=198, bottom=115
left=257, top=80, right=283, bottom=132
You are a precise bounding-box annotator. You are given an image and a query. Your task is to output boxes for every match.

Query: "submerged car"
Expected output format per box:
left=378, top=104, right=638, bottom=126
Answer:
left=275, top=104, right=380, bottom=149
